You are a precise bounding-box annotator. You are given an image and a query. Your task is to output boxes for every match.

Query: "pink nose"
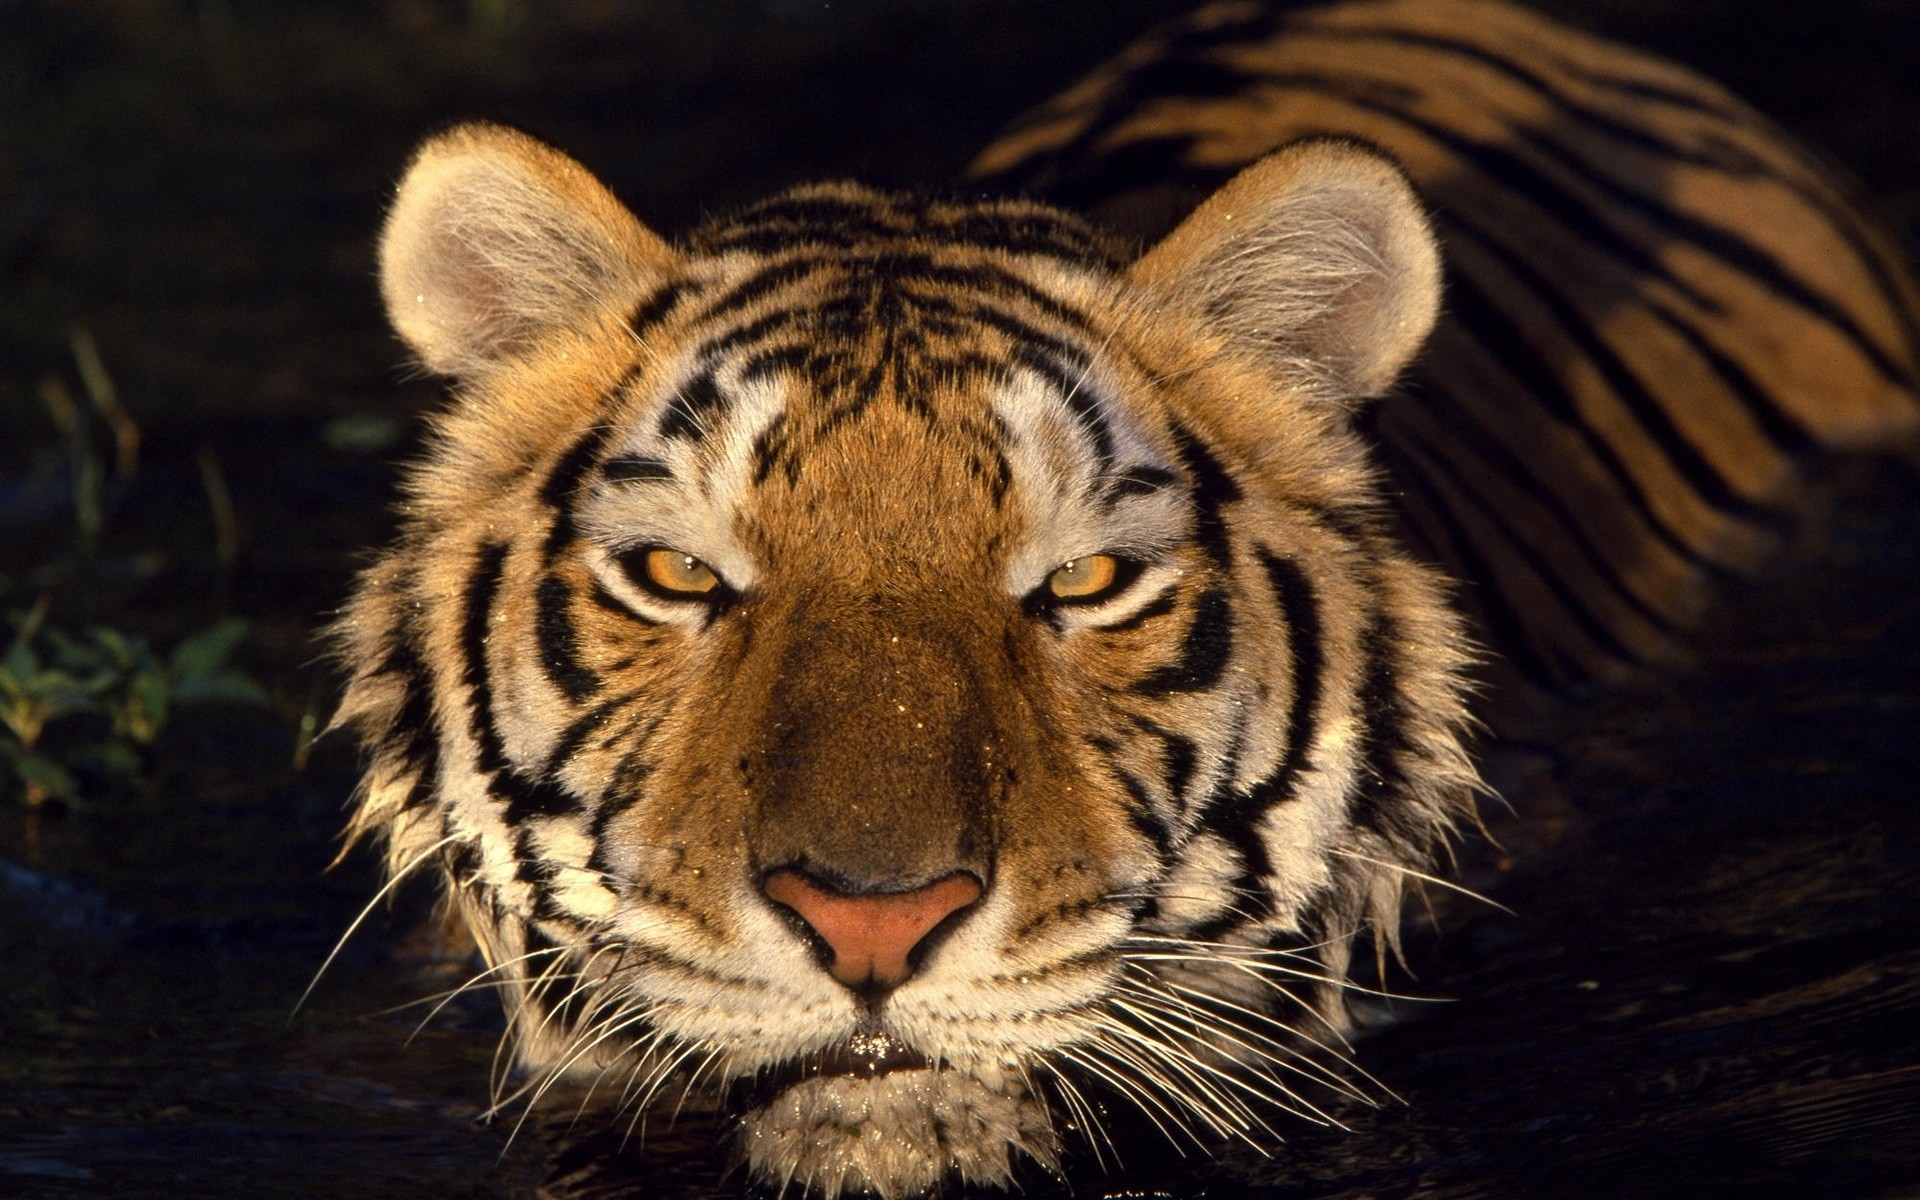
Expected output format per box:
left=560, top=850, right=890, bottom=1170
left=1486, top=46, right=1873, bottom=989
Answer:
left=762, top=868, right=983, bottom=991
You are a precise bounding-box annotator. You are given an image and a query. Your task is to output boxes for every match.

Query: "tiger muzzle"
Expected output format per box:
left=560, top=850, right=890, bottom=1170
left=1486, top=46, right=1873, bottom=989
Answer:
left=743, top=609, right=1006, bottom=994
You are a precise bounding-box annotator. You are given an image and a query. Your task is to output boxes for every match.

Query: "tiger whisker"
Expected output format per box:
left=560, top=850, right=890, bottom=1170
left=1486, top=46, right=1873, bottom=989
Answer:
left=1085, top=1023, right=1270, bottom=1149
left=1053, top=1041, right=1197, bottom=1150
left=668, top=1044, right=727, bottom=1126
left=1114, top=983, right=1366, bottom=1121
left=1083, top=1022, right=1254, bottom=1138
left=489, top=945, right=618, bottom=1109
left=496, top=1004, right=660, bottom=1154
left=1037, top=1061, right=1115, bottom=1171
left=1140, top=984, right=1374, bottom=1102
left=1125, top=946, right=1434, bottom=1004
left=1156, top=979, right=1398, bottom=1098
left=623, top=1037, right=711, bottom=1138
left=1090, top=1014, right=1277, bottom=1141
left=385, top=947, right=572, bottom=1039
left=294, top=832, right=462, bottom=1018
left=1115, top=977, right=1373, bottom=1110
left=1154, top=968, right=1361, bottom=1058
left=487, top=947, right=623, bottom=1111
left=1328, top=847, right=1515, bottom=914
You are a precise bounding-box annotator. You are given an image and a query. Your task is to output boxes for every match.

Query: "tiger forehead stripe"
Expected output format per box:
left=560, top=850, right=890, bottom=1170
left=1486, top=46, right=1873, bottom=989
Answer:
left=691, top=190, right=1123, bottom=265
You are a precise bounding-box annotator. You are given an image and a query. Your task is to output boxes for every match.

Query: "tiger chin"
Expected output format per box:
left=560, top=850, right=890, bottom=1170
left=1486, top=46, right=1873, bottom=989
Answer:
left=329, top=117, right=1480, bottom=1198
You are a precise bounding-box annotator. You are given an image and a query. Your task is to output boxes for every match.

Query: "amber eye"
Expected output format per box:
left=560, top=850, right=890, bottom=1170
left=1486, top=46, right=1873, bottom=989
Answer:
left=624, top=546, right=724, bottom=600
left=1044, top=554, right=1136, bottom=605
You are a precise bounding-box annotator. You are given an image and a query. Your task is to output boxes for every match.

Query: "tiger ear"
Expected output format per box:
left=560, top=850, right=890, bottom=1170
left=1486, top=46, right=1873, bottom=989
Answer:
left=379, top=122, right=679, bottom=380
left=1130, top=139, right=1441, bottom=401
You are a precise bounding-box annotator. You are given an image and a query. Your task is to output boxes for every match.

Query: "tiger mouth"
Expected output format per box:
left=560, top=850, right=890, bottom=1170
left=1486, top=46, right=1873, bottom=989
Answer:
left=738, top=1027, right=935, bottom=1108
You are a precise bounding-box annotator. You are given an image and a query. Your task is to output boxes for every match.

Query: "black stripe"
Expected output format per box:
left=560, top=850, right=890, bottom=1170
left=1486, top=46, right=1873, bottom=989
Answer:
left=967, top=5, right=1280, bottom=203
left=589, top=577, right=660, bottom=624
left=601, top=455, right=673, bottom=482
left=445, top=835, right=484, bottom=885
left=1106, top=465, right=1180, bottom=501
left=697, top=194, right=1117, bottom=266
left=1447, top=216, right=1789, bottom=517
left=658, top=370, right=730, bottom=441
left=461, top=542, right=511, bottom=776
left=1403, top=379, right=1683, bottom=635
left=1183, top=784, right=1275, bottom=939
left=1322, top=18, right=1920, bottom=334
left=1438, top=261, right=1733, bottom=575
left=1639, top=291, right=1820, bottom=457
left=544, top=688, right=649, bottom=778
left=1397, top=418, right=1650, bottom=666
left=1171, top=424, right=1240, bottom=567
left=499, top=766, right=585, bottom=825
left=1514, top=120, right=1920, bottom=394
left=694, top=257, right=828, bottom=325
left=1349, top=603, right=1425, bottom=847
left=749, top=413, right=789, bottom=486
left=1257, top=548, right=1325, bottom=806
left=1101, top=587, right=1179, bottom=633
left=627, top=280, right=687, bottom=340
left=1111, top=762, right=1174, bottom=857
left=377, top=641, right=441, bottom=814
left=1134, top=587, right=1233, bottom=696
left=962, top=301, right=1095, bottom=369
left=1176, top=554, right=1324, bottom=939
left=737, top=343, right=817, bottom=385
left=1131, top=717, right=1198, bottom=807
left=534, top=572, right=600, bottom=703
left=1262, top=64, right=1919, bottom=394
left=1010, top=344, right=1114, bottom=466
left=1383, top=440, right=1573, bottom=687
left=539, top=426, right=617, bottom=559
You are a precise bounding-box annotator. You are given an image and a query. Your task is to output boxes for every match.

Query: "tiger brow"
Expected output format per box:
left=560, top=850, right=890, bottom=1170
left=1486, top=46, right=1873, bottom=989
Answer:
left=601, top=455, right=675, bottom=483
left=1105, top=465, right=1180, bottom=501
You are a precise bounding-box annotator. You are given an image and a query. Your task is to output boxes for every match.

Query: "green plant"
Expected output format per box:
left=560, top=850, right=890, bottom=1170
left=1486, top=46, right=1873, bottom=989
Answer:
left=1, top=603, right=267, bottom=808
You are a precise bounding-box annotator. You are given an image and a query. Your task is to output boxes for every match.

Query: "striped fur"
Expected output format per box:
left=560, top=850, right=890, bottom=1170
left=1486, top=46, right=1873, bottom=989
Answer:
left=332, top=3, right=1919, bottom=1196
left=972, top=0, right=1920, bottom=692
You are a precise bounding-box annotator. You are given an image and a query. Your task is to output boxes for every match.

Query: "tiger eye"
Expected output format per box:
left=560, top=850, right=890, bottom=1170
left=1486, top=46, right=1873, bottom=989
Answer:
left=1047, top=555, right=1120, bottom=600
left=644, top=548, right=720, bottom=595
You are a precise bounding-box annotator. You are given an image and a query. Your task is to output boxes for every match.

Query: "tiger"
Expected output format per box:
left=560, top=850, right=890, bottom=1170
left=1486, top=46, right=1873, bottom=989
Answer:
left=328, top=1, right=1920, bottom=1197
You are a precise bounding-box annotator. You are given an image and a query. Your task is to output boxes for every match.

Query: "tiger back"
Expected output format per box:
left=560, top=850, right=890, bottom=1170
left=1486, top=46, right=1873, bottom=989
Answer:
left=971, top=0, right=1920, bottom=692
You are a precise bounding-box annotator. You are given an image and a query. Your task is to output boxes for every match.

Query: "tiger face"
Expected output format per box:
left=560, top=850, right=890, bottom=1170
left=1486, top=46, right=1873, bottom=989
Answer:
left=334, top=123, right=1480, bottom=1198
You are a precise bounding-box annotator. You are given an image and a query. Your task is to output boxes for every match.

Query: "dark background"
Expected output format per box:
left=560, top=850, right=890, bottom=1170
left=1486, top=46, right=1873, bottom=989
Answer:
left=2, top=2, right=1918, bottom=1197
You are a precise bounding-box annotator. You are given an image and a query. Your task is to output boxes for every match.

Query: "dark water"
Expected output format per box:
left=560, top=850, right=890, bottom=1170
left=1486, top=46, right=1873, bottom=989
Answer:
left=4, top=3, right=1920, bottom=1197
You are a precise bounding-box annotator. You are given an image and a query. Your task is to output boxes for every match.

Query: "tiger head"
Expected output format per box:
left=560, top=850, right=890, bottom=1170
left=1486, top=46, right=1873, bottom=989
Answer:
left=333, top=122, right=1479, bottom=1198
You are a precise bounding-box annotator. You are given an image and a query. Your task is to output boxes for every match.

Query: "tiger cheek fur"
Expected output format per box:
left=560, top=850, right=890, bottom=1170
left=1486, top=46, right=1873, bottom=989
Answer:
left=334, top=120, right=1479, bottom=1198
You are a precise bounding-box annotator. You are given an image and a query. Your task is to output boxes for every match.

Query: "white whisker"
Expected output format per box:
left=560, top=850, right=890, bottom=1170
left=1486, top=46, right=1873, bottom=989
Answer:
left=294, top=833, right=461, bottom=1018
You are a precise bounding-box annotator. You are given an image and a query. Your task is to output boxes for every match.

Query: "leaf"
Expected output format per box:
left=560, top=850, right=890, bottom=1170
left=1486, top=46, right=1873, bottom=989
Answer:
left=28, top=669, right=100, bottom=722
left=4, top=637, right=39, bottom=680
left=170, top=669, right=268, bottom=708
left=11, top=751, right=77, bottom=803
left=168, top=618, right=249, bottom=681
left=88, top=626, right=142, bottom=672
left=117, top=667, right=171, bottom=744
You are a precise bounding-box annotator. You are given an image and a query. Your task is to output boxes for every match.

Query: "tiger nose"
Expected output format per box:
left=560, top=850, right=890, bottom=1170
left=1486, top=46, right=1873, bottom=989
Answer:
left=762, top=868, right=983, bottom=993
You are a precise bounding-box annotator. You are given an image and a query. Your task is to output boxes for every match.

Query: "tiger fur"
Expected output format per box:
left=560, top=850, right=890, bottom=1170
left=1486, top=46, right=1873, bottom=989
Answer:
left=330, top=1, right=1920, bottom=1196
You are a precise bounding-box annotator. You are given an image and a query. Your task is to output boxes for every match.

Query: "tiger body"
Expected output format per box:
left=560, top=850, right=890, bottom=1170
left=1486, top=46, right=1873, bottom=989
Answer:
left=332, top=1, right=1920, bottom=1196
left=973, top=0, right=1920, bottom=690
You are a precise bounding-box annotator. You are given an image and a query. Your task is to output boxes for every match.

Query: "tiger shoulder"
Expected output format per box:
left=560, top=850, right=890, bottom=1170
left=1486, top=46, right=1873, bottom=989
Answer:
left=329, top=3, right=1920, bottom=1198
